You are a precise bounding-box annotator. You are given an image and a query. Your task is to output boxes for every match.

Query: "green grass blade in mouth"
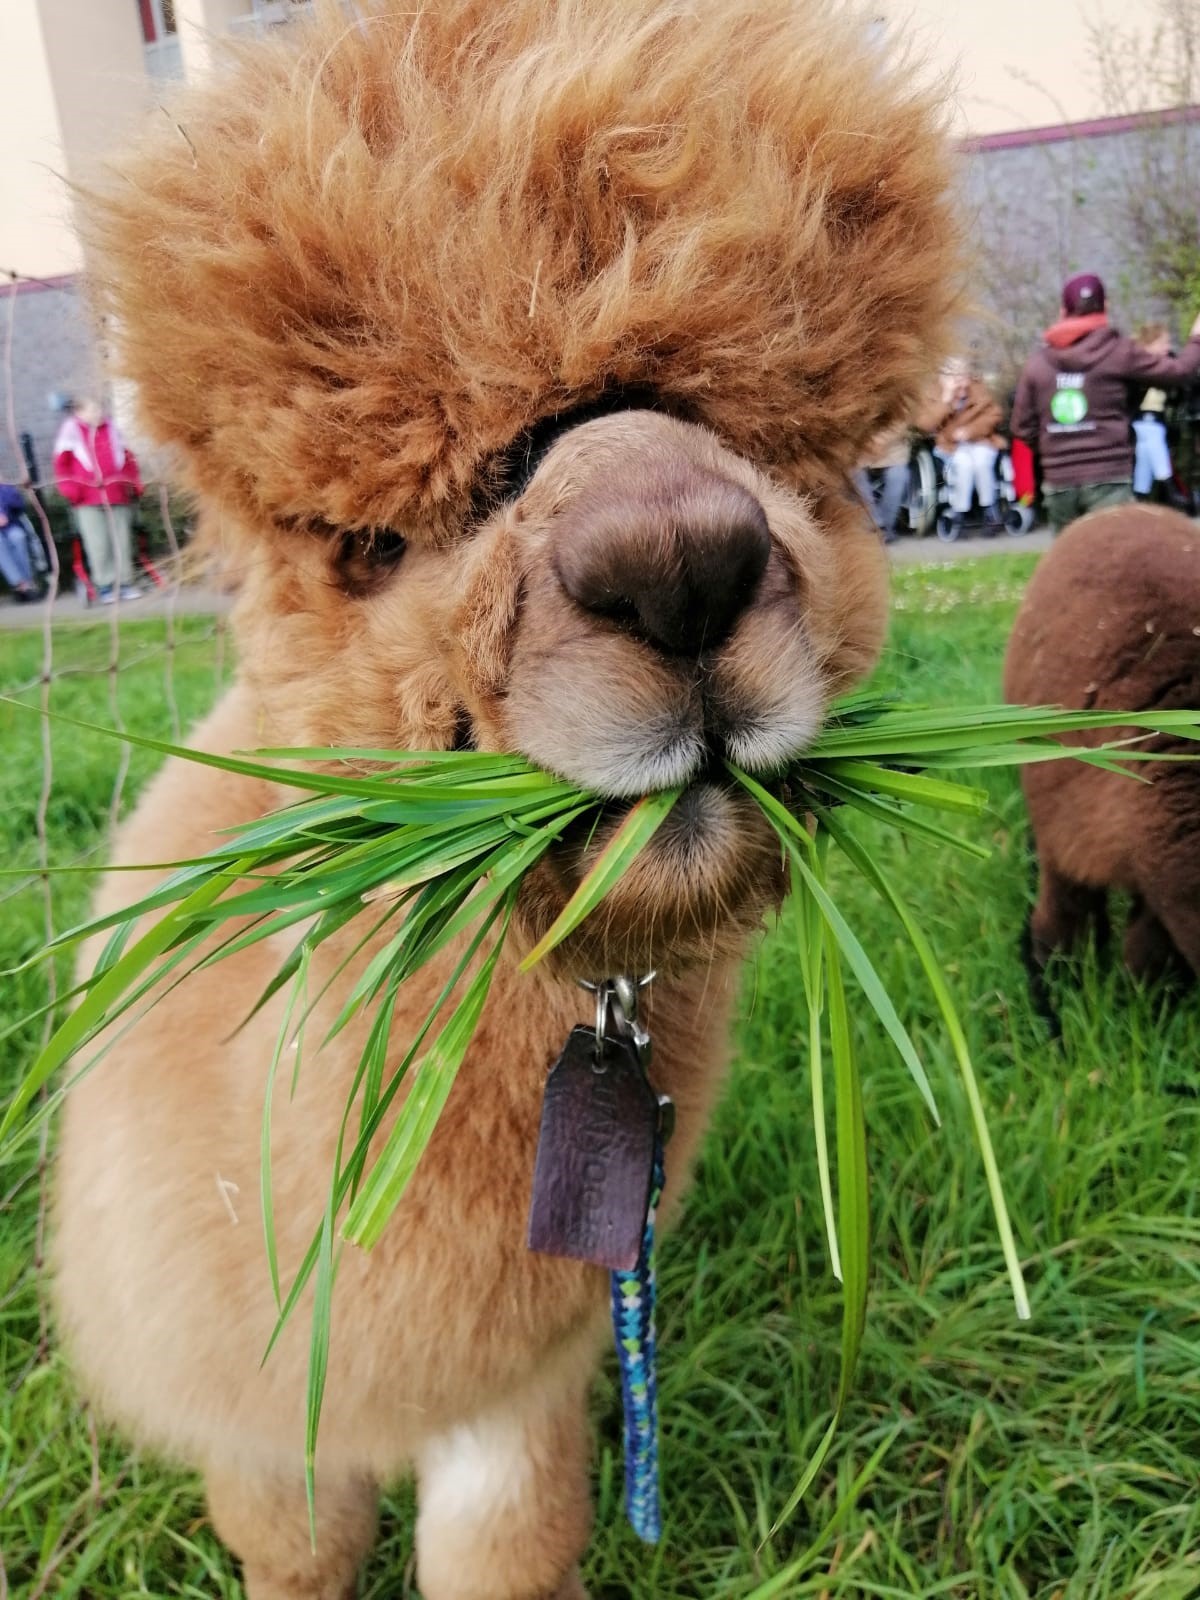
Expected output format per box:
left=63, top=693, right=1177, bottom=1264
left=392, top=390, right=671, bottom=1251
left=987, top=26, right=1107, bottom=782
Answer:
left=814, top=758, right=988, bottom=814
left=246, top=747, right=542, bottom=773
left=730, top=768, right=939, bottom=1125
left=261, top=945, right=311, bottom=1310
left=0, top=859, right=255, bottom=1146
left=788, top=765, right=991, bottom=859
left=913, top=741, right=1186, bottom=773
left=819, top=805, right=1031, bottom=1322
left=0, top=698, right=436, bottom=799
left=13, top=687, right=1200, bottom=1545
left=791, top=853, right=839, bottom=1283
left=342, top=896, right=515, bottom=1249
left=768, top=857, right=870, bottom=1537
left=260, top=900, right=508, bottom=1370
left=806, top=702, right=1200, bottom=760
left=306, top=1180, right=337, bottom=1546
left=518, top=788, right=682, bottom=971
left=789, top=847, right=938, bottom=1132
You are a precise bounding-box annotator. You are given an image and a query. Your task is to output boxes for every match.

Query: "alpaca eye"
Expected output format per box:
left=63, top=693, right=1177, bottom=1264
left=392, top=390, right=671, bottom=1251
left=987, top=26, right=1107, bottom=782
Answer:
left=335, top=528, right=408, bottom=594
left=351, top=529, right=407, bottom=566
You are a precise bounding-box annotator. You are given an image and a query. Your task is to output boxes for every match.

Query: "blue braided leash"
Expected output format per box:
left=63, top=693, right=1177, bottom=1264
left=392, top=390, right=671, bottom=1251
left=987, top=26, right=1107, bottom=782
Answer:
left=610, top=1137, right=666, bottom=1543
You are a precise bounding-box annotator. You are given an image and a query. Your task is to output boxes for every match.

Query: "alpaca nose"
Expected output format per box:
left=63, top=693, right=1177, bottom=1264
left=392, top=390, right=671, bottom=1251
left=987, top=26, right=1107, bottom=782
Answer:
left=556, top=476, right=772, bottom=656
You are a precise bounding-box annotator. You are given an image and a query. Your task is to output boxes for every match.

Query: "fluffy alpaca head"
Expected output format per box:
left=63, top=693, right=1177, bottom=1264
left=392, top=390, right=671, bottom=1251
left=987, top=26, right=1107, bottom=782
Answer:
left=85, top=0, right=962, bottom=534
left=80, top=0, right=963, bottom=974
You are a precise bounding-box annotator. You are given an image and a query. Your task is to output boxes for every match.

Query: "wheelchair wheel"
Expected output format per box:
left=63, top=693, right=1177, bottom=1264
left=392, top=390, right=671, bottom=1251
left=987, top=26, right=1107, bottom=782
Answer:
left=935, top=511, right=961, bottom=542
left=906, top=447, right=938, bottom=537
left=1004, top=503, right=1035, bottom=535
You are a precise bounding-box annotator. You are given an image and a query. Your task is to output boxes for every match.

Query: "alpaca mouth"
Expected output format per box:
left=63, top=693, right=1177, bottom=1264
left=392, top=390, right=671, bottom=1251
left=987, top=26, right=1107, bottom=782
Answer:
left=522, top=769, right=782, bottom=978
left=555, top=769, right=764, bottom=884
left=585, top=745, right=737, bottom=833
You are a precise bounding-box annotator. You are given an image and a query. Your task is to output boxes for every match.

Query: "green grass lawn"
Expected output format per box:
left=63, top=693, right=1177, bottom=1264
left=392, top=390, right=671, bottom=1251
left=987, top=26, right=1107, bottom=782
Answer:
left=3, top=559, right=1200, bottom=1599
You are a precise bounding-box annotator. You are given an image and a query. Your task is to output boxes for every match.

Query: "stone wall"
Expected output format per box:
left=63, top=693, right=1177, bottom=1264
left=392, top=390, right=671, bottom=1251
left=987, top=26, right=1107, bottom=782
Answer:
left=6, top=113, right=1197, bottom=486
left=1, top=275, right=99, bottom=491
left=963, top=114, right=1200, bottom=391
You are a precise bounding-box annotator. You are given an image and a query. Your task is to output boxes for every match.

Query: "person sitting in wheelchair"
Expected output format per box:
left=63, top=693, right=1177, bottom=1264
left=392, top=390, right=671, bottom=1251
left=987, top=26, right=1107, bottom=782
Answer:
left=924, top=357, right=1006, bottom=538
left=0, top=483, right=43, bottom=603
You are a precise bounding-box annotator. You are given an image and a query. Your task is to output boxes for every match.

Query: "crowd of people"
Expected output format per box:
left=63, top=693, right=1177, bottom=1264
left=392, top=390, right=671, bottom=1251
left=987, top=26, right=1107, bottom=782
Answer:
left=856, top=271, right=1200, bottom=543
left=3, top=278, right=1200, bottom=606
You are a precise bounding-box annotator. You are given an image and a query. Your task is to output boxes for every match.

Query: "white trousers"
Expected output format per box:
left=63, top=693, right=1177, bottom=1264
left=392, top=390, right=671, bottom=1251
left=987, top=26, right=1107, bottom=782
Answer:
left=1133, top=417, right=1171, bottom=494
left=942, top=442, right=998, bottom=513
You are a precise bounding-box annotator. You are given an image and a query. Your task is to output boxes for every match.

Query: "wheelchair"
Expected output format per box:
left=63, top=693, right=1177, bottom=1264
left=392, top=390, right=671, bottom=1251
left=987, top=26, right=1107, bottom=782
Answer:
left=906, top=442, right=1035, bottom=542
left=859, top=450, right=938, bottom=539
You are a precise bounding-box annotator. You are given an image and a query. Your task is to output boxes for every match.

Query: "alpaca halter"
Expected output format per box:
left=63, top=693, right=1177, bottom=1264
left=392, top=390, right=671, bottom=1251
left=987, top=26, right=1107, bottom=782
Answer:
left=527, top=974, right=672, bottom=1543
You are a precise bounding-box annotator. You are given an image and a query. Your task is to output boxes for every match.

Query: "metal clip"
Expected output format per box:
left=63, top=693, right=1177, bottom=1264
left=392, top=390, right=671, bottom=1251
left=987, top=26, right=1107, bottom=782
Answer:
left=579, top=974, right=673, bottom=1142
left=581, top=973, right=655, bottom=1061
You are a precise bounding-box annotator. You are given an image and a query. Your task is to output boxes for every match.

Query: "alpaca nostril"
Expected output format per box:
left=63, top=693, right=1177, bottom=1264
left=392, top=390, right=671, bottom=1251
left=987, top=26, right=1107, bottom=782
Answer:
left=557, top=480, right=772, bottom=658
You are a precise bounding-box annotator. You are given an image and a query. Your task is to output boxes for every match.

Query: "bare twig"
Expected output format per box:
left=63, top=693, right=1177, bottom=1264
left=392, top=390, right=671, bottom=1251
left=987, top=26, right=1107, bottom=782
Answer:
left=158, top=483, right=183, bottom=742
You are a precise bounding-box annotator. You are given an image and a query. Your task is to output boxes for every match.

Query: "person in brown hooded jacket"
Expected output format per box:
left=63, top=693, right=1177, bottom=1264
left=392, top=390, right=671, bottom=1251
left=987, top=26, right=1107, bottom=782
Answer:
left=1011, top=273, right=1200, bottom=531
left=919, top=358, right=1005, bottom=536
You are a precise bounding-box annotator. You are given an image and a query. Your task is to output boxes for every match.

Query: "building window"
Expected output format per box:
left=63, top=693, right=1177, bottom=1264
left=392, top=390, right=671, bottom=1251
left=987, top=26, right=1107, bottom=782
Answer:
left=140, top=0, right=182, bottom=79
left=138, top=0, right=178, bottom=45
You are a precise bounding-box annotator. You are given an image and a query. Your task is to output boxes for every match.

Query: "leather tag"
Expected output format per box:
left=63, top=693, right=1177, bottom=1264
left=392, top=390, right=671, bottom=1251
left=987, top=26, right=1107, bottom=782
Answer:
left=528, top=1026, right=658, bottom=1272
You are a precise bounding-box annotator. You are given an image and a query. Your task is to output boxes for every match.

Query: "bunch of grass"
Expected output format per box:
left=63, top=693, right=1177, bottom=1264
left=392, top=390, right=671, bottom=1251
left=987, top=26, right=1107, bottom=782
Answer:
left=4, top=694, right=1199, bottom=1524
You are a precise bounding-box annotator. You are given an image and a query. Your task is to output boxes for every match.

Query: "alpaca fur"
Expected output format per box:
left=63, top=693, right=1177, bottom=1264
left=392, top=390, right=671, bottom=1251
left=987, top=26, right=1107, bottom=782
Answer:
left=54, top=4, right=963, bottom=1595
left=1005, top=506, right=1200, bottom=984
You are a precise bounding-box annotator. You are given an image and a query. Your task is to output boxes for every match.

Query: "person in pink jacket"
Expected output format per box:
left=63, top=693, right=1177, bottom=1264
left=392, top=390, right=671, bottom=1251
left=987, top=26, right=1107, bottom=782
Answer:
left=52, top=395, right=144, bottom=602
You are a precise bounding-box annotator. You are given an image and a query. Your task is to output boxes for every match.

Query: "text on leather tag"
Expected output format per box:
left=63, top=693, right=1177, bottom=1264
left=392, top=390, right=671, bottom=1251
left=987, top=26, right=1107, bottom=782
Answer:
left=527, top=1026, right=658, bottom=1272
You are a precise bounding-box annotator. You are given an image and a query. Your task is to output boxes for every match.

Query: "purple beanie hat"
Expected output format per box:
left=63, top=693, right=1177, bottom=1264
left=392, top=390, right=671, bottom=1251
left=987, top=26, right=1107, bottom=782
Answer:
left=1062, top=273, right=1106, bottom=315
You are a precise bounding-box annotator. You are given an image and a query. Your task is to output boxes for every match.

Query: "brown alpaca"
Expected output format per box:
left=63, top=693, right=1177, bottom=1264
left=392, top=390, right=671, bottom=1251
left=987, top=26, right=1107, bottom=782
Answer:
left=1004, top=505, right=1200, bottom=985
left=53, top=4, right=962, bottom=1595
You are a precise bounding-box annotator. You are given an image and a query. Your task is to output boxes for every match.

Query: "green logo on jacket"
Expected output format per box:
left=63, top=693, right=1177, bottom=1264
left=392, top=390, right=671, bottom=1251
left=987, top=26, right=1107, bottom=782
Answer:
left=1050, top=389, right=1089, bottom=425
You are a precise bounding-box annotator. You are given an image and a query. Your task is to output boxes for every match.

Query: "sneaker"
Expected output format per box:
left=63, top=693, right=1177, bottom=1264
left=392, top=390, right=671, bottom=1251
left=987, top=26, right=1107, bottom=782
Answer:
left=118, top=585, right=143, bottom=601
left=98, top=586, right=115, bottom=605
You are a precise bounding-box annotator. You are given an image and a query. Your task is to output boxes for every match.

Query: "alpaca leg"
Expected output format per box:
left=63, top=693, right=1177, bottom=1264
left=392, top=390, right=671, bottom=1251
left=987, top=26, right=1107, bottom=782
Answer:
left=1028, top=863, right=1109, bottom=966
left=1129, top=800, right=1200, bottom=982
left=415, top=1380, right=593, bottom=1600
left=206, top=1465, right=378, bottom=1600
left=1136, top=879, right=1200, bottom=984
left=1123, top=898, right=1185, bottom=984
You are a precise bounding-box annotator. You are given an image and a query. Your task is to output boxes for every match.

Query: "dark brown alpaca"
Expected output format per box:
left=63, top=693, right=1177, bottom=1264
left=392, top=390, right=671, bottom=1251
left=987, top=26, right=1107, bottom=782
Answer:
left=1004, top=505, right=1200, bottom=984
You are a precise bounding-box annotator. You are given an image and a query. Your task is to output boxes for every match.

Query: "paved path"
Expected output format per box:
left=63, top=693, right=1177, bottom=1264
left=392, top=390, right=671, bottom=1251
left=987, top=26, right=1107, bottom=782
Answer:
left=0, top=526, right=1061, bottom=629
left=0, top=583, right=232, bottom=629
left=888, top=527, right=1054, bottom=563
